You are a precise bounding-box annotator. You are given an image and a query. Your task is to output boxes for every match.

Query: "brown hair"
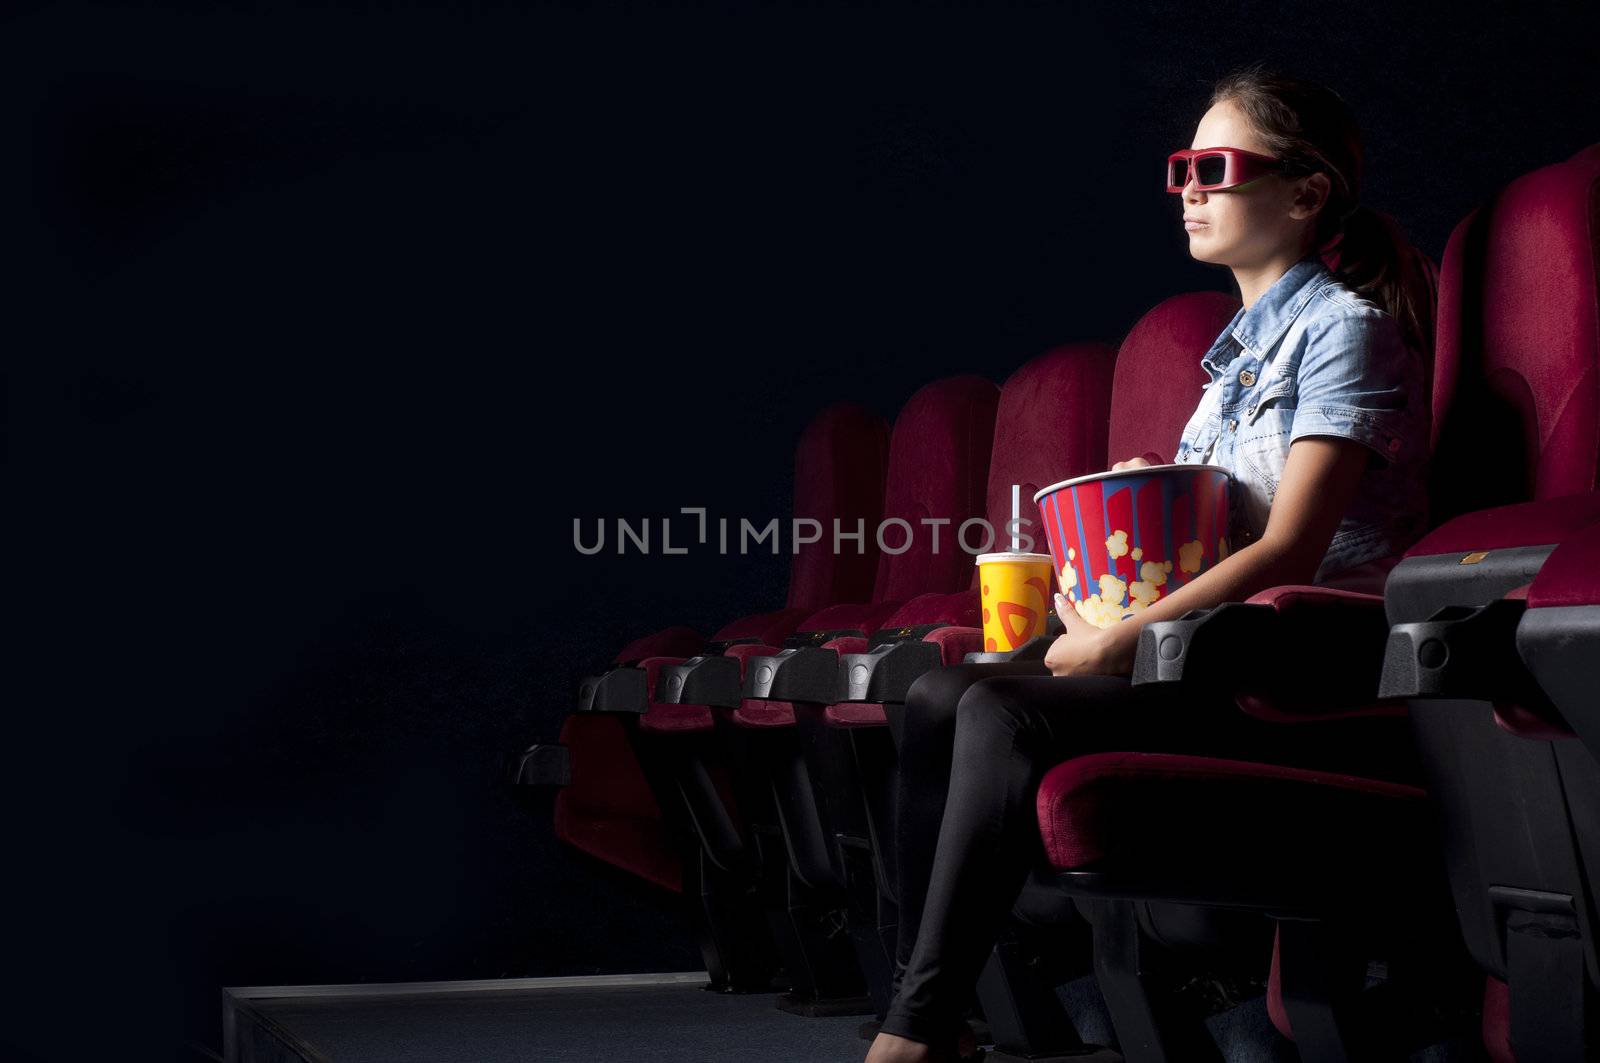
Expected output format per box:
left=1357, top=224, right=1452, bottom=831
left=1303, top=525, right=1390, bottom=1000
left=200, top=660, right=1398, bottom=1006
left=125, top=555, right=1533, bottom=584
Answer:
left=1210, top=64, right=1431, bottom=356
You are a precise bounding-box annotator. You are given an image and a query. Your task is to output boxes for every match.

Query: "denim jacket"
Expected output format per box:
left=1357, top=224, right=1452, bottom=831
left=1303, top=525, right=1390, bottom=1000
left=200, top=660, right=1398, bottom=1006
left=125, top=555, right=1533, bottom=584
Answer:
left=1174, top=254, right=1429, bottom=583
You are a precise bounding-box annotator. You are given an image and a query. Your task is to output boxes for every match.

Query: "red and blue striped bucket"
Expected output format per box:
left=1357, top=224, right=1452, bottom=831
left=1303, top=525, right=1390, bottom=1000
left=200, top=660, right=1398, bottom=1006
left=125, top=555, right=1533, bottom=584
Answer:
left=1032, top=465, right=1232, bottom=627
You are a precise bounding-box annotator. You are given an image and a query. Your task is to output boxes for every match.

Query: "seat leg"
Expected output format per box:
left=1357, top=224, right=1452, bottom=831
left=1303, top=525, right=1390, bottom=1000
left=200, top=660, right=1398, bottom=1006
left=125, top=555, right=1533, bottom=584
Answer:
left=840, top=833, right=897, bottom=1017
left=635, top=726, right=782, bottom=994
left=684, top=841, right=782, bottom=993
left=1275, top=917, right=1381, bottom=1063
left=1090, top=900, right=1222, bottom=1063
left=770, top=855, right=874, bottom=1016
left=978, top=926, right=1090, bottom=1061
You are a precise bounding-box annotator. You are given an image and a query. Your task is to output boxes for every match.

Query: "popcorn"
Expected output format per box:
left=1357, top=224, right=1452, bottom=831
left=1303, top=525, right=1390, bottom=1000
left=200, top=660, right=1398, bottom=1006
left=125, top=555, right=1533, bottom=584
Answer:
left=1074, top=595, right=1124, bottom=628
left=1057, top=528, right=1189, bottom=629
left=1140, top=559, right=1173, bottom=586
left=1072, top=572, right=1132, bottom=629
left=1127, top=560, right=1171, bottom=612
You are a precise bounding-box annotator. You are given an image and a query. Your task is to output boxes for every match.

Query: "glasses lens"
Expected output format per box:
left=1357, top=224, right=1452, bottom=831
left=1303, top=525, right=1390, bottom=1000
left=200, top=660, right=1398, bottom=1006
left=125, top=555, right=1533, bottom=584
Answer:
left=1167, top=158, right=1188, bottom=188
left=1194, top=154, right=1229, bottom=187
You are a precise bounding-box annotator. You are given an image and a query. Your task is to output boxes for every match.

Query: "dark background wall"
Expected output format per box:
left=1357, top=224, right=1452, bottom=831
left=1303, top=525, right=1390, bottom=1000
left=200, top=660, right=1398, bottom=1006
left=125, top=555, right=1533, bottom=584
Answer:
left=10, top=2, right=1599, bottom=1059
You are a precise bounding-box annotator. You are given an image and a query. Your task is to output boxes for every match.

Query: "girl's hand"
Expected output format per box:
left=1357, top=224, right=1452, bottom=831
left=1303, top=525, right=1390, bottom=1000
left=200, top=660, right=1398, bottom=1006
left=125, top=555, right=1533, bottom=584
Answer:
left=1043, top=592, right=1139, bottom=677
left=1110, top=456, right=1153, bottom=472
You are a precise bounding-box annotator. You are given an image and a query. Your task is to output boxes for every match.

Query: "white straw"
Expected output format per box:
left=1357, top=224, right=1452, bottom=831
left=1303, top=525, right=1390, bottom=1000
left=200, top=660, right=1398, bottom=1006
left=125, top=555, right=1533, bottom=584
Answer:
left=1011, top=484, right=1020, bottom=551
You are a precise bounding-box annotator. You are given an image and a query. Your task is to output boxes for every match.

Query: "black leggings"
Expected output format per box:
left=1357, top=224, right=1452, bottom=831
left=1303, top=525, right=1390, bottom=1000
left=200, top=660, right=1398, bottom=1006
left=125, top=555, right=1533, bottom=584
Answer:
left=876, top=661, right=1393, bottom=1046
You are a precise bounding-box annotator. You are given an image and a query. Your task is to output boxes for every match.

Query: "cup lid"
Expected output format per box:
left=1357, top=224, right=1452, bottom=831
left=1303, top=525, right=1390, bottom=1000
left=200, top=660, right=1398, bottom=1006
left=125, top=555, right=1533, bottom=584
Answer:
left=1032, top=463, right=1231, bottom=504
left=974, top=551, right=1053, bottom=565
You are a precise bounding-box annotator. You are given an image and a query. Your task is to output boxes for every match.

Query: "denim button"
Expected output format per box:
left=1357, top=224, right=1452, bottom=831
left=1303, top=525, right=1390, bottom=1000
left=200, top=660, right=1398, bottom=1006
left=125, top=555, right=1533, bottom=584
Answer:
left=1228, top=419, right=1238, bottom=432
left=1239, top=370, right=1256, bottom=387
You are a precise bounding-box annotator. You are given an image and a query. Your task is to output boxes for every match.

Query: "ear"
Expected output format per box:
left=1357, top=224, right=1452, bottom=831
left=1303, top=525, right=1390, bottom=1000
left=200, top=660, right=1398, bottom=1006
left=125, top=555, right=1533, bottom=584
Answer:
left=1288, top=172, right=1332, bottom=222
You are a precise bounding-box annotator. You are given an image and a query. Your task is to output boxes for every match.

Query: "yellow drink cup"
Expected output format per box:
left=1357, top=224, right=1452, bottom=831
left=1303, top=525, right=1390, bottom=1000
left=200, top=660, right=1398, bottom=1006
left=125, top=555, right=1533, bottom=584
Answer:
left=976, top=551, right=1055, bottom=652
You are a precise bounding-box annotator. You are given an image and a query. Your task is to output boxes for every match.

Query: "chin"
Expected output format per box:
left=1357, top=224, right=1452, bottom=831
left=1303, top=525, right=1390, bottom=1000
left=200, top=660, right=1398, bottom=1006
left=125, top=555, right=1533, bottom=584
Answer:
left=1186, top=237, right=1224, bottom=265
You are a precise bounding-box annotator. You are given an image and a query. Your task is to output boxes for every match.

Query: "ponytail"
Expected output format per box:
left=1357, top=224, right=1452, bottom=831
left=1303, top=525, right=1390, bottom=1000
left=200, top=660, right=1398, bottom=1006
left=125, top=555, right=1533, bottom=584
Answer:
left=1320, top=205, right=1434, bottom=359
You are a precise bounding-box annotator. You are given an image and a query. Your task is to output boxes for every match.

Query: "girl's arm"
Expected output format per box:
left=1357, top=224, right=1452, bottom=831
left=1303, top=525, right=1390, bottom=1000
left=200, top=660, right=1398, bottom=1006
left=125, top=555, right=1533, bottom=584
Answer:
left=1044, top=435, right=1370, bottom=677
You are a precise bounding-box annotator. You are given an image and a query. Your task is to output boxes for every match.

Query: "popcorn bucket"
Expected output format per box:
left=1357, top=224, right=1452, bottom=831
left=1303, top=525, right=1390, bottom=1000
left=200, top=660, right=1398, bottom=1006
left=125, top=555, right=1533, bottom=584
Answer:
left=1032, top=465, right=1232, bottom=628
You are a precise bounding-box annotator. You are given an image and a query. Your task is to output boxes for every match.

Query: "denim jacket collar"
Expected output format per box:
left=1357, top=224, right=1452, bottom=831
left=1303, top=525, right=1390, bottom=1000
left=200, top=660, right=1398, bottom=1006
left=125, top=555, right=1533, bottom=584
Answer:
left=1200, top=254, right=1335, bottom=381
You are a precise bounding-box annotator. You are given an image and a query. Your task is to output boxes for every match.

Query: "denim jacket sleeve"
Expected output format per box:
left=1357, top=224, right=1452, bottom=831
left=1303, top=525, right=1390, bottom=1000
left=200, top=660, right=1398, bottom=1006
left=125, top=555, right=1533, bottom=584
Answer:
left=1287, top=302, right=1419, bottom=466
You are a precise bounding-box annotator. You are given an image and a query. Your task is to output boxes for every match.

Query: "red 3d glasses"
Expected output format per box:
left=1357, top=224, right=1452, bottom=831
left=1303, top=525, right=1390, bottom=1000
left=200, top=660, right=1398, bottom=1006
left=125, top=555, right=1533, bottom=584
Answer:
left=1167, top=147, right=1303, bottom=193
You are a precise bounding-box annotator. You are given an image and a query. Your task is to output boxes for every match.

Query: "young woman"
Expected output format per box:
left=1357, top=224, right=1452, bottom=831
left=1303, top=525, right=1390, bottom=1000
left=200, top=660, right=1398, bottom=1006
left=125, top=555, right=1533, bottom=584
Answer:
left=865, top=66, right=1431, bottom=1063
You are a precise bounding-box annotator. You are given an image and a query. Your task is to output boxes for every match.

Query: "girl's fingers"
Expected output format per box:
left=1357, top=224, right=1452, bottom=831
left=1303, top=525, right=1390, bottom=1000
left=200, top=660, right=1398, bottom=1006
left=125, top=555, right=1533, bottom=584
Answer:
left=1053, top=592, right=1081, bottom=628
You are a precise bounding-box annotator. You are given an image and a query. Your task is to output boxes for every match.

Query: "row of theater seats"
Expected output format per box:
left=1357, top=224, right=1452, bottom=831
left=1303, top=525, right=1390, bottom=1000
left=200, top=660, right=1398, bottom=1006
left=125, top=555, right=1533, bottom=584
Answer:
left=515, top=142, right=1600, bottom=1062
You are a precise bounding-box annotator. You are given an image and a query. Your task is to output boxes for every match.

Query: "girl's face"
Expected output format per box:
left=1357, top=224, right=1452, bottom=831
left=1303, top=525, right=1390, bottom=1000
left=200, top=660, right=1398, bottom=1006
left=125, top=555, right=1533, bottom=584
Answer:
left=1181, top=99, right=1329, bottom=267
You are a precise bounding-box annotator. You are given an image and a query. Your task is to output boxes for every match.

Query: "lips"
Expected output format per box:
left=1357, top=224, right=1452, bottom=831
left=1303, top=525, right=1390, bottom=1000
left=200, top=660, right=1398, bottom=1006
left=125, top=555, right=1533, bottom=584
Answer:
left=1183, top=215, right=1208, bottom=231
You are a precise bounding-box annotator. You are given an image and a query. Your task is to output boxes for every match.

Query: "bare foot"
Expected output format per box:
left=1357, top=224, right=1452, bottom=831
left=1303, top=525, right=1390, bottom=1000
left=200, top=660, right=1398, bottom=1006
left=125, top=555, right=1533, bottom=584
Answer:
left=863, top=1023, right=978, bottom=1063
left=864, top=1031, right=937, bottom=1063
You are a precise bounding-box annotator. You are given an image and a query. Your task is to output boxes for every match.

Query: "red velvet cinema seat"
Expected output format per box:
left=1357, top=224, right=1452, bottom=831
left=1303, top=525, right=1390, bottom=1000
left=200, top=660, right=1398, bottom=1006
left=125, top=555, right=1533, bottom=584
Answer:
left=1374, top=144, right=1600, bottom=1063
left=1473, top=521, right=1600, bottom=1063
left=679, top=374, right=1004, bottom=1016
left=1031, top=149, right=1598, bottom=1063
left=597, top=375, right=1002, bottom=1014
left=514, top=400, right=888, bottom=994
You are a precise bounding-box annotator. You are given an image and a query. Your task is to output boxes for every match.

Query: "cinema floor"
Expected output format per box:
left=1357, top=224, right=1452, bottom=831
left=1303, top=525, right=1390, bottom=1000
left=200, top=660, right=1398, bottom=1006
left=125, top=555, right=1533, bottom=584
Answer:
left=221, top=969, right=1335, bottom=1063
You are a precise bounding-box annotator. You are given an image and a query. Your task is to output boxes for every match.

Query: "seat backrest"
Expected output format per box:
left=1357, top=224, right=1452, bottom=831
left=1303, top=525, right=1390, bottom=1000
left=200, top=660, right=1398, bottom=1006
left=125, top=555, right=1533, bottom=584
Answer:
left=1401, top=153, right=1600, bottom=1050
left=1430, top=152, right=1600, bottom=521
left=983, top=343, right=1117, bottom=563
left=1106, top=292, right=1241, bottom=465
left=785, top=402, right=890, bottom=613
left=871, top=375, right=1000, bottom=602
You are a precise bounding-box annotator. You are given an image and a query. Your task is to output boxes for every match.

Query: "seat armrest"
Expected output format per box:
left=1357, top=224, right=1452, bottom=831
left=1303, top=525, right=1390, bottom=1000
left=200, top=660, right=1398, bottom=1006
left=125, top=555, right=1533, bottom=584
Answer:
left=1131, top=604, right=1270, bottom=687
left=576, top=666, right=649, bottom=715
left=837, top=640, right=943, bottom=702
left=834, top=624, right=993, bottom=704
left=655, top=655, right=743, bottom=708
left=741, top=646, right=841, bottom=702
left=1133, top=588, right=1395, bottom=716
left=1380, top=597, right=1551, bottom=709
left=507, top=743, right=571, bottom=787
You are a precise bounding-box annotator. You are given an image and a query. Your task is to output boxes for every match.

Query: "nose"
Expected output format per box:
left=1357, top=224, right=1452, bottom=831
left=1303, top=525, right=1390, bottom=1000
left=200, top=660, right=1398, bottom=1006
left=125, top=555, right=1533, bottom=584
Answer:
left=1183, top=170, right=1206, bottom=204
